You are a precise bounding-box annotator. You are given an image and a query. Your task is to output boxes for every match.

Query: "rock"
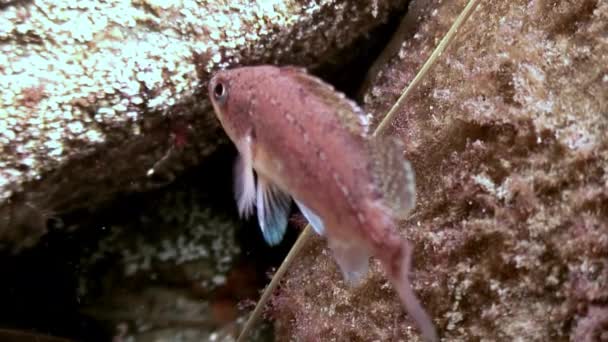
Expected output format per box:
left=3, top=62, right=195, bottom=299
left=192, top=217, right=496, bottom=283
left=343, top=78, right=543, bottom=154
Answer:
left=76, top=154, right=264, bottom=341
left=271, top=0, right=608, bottom=340
left=0, top=329, right=73, bottom=342
left=0, top=149, right=282, bottom=340
left=0, top=0, right=407, bottom=251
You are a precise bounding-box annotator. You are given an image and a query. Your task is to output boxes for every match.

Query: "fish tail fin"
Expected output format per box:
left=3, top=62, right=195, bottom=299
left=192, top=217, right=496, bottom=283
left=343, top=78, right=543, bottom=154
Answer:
left=383, top=240, right=438, bottom=342
left=367, top=135, right=416, bottom=220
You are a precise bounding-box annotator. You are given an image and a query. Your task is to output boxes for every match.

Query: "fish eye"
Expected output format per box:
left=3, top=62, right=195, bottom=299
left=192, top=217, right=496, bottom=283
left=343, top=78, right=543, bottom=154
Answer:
left=213, top=81, right=228, bottom=104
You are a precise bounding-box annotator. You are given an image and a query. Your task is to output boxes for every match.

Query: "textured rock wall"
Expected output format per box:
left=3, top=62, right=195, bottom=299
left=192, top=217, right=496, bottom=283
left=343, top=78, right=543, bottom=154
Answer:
left=0, top=0, right=406, bottom=251
left=272, top=0, right=608, bottom=340
left=76, top=155, right=254, bottom=341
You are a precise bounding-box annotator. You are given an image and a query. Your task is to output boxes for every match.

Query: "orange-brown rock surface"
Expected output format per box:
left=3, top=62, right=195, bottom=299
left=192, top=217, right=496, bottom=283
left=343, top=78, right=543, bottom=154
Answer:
left=271, top=0, right=608, bottom=340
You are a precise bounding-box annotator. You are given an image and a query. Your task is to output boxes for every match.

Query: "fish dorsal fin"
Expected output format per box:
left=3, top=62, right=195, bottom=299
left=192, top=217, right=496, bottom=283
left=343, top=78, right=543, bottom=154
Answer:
left=294, top=199, right=325, bottom=236
left=368, top=136, right=416, bottom=219
left=233, top=136, right=256, bottom=218
left=279, top=67, right=371, bottom=135
left=256, top=175, right=292, bottom=246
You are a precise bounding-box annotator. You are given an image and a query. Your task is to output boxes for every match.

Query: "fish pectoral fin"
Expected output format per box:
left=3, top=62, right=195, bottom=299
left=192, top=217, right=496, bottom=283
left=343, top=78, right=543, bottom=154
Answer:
left=328, top=240, right=370, bottom=287
left=256, top=175, right=291, bottom=246
left=233, top=137, right=256, bottom=218
left=368, top=135, right=416, bottom=219
left=294, top=199, right=325, bottom=236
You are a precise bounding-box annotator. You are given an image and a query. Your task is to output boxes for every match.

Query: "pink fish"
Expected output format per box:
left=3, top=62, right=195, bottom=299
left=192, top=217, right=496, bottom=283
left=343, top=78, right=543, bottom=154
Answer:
left=208, top=65, right=437, bottom=341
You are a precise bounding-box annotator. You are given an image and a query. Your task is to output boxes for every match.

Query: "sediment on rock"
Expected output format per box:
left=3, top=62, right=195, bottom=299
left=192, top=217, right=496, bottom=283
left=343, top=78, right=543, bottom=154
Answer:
left=272, top=0, right=608, bottom=340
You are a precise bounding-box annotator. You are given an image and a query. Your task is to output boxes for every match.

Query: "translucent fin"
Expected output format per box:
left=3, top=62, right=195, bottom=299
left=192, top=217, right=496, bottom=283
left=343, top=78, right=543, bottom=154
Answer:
left=385, top=240, right=438, bottom=342
left=233, top=137, right=256, bottom=218
left=294, top=199, right=325, bottom=236
left=328, top=240, right=370, bottom=286
left=368, top=136, right=416, bottom=219
left=256, top=175, right=291, bottom=246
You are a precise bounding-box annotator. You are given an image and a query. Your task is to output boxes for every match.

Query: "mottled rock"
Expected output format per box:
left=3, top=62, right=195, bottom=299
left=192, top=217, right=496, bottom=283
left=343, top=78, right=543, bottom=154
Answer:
left=76, top=157, right=262, bottom=341
left=272, top=0, right=608, bottom=340
left=0, top=0, right=406, bottom=251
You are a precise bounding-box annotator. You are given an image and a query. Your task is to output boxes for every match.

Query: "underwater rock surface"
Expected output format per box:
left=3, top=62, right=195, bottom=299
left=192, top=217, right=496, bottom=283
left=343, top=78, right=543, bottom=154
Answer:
left=73, top=150, right=282, bottom=341
left=272, top=0, right=608, bottom=340
left=77, top=165, right=246, bottom=341
left=0, top=0, right=405, bottom=251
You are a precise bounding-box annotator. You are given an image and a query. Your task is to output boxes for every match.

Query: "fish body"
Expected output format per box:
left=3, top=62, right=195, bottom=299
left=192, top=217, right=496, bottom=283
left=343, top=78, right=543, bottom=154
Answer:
left=208, top=65, right=437, bottom=341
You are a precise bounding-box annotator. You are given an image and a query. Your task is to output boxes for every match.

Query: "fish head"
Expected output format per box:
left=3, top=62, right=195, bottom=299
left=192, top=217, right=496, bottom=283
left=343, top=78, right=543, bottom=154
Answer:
left=208, top=67, right=270, bottom=147
left=208, top=69, right=252, bottom=144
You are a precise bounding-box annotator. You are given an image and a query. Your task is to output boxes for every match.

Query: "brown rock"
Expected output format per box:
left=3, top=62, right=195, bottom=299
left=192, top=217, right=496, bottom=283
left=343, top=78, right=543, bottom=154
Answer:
left=272, top=0, right=608, bottom=340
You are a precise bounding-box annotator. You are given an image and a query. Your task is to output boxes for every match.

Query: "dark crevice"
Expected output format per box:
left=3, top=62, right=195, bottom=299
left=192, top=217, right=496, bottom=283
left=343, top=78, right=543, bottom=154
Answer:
left=312, top=5, right=409, bottom=98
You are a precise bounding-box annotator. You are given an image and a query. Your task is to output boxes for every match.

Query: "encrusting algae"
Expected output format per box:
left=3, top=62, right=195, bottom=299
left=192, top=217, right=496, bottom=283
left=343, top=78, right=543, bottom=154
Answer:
left=208, top=65, right=437, bottom=341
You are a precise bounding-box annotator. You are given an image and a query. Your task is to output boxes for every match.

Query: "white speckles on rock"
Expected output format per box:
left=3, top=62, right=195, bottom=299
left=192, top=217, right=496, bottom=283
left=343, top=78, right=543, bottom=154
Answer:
left=81, top=190, right=241, bottom=289
left=84, top=129, right=105, bottom=143
left=1, top=0, right=407, bottom=249
left=0, top=126, right=16, bottom=141
left=67, top=121, right=84, bottom=135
